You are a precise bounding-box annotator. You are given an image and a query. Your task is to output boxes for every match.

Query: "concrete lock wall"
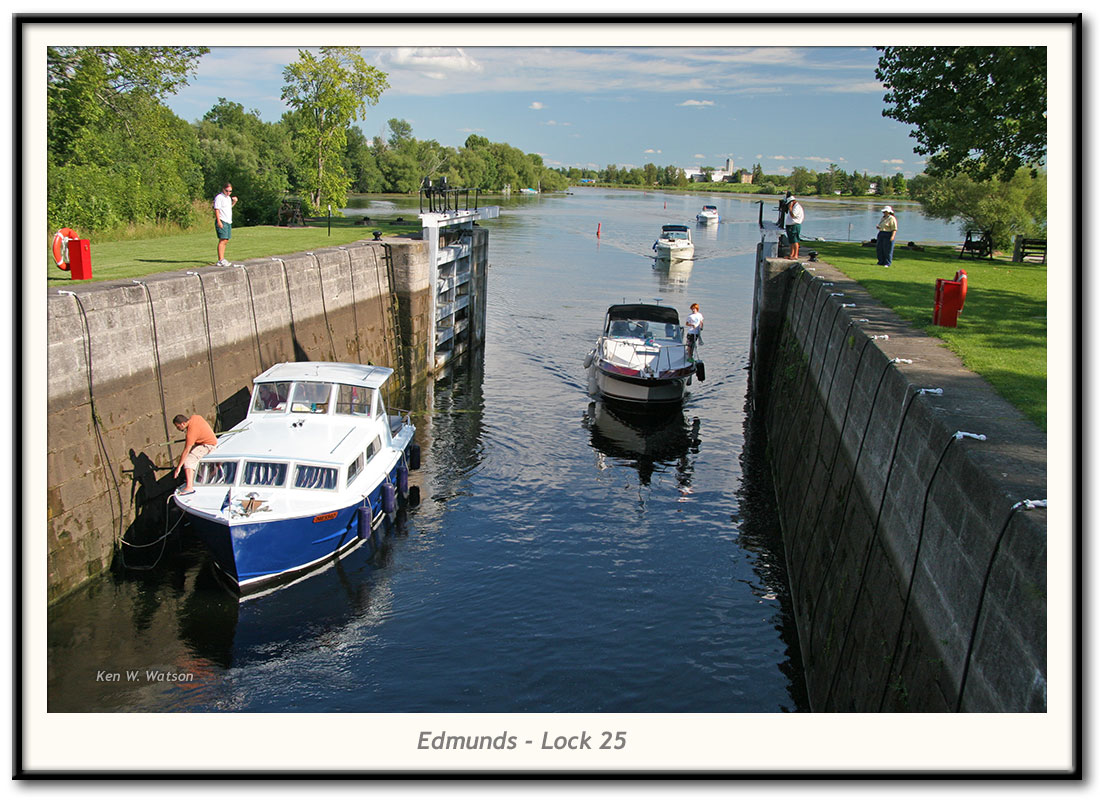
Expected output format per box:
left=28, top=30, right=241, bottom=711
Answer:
left=751, top=251, right=1046, bottom=712
left=45, top=236, right=453, bottom=603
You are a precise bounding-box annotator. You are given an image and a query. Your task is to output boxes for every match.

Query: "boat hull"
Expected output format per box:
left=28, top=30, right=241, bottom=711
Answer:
left=654, top=243, right=694, bottom=261
left=593, top=364, right=687, bottom=405
left=182, top=464, right=400, bottom=595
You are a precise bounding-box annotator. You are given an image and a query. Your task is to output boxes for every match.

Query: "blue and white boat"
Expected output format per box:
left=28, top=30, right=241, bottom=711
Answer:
left=173, top=362, right=420, bottom=595
left=696, top=204, right=720, bottom=224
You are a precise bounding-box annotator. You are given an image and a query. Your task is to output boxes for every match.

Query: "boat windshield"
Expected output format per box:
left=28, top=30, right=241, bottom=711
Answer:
left=335, top=384, right=373, bottom=416
left=195, top=460, right=238, bottom=486
left=608, top=319, right=682, bottom=341
left=252, top=381, right=290, bottom=413
left=662, top=230, right=689, bottom=241
left=290, top=381, right=332, bottom=414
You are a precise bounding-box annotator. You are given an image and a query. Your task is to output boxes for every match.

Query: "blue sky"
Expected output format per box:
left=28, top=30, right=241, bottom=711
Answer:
left=164, top=45, right=925, bottom=178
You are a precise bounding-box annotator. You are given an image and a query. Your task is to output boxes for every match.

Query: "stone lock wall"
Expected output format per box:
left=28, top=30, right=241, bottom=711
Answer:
left=751, top=252, right=1047, bottom=712
left=46, top=237, right=437, bottom=603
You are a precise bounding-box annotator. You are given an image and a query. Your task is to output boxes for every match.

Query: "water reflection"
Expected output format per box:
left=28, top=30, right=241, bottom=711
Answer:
left=651, top=257, right=693, bottom=289
left=583, top=400, right=700, bottom=488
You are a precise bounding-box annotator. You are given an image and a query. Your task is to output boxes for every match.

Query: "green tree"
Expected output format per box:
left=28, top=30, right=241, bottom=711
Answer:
left=195, top=99, right=293, bottom=225
left=789, top=166, right=815, bottom=195
left=876, top=47, right=1046, bottom=181
left=281, top=47, right=389, bottom=213
left=817, top=163, right=841, bottom=195
left=46, top=46, right=208, bottom=234
left=908, top=168, right=1046, bottom=249
left=890, top=172, right=908, bottom=196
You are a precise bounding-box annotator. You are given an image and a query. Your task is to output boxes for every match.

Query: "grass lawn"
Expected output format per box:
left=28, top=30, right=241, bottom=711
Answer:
left=46, top=216, right=422, bottom=287
left=810, top=242, right=1047, bottom=429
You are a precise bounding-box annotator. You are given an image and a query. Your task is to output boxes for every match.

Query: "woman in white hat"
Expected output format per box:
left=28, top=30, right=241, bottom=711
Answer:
left=876, top=206, right=898, bottom=267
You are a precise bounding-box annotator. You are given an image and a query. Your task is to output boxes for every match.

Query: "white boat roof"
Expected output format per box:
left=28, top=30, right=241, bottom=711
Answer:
left=211, top=416, right=381, bottom=466
left=253, top=361, right=394, bottom=390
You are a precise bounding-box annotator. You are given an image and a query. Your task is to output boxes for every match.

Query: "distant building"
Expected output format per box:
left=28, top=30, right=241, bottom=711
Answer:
left=684, top=158, right=747, bottom=184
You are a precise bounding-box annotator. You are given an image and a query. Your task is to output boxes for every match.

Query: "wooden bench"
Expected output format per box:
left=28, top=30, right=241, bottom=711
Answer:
left=959, top=230, right=993, bottom=260
left=1013, top=236, right=1047, bottom=264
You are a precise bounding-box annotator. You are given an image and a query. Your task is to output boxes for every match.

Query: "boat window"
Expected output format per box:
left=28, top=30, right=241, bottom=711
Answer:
left=610, top=319, right=680, bottom=341
left=290, top=381, right=331, bottom=414
left=346, top=453, right=365, bottom=485
left=242, top=461, right=288, bottom=487
left=252, top=381, right=290, bottom=413
left=373, top=392, right=386, bottom=420
left=335, top=384, right=373, bottom=416
left=293, top=464, right=338, bottom=490
left=195, top=460, right=238, bottom=486
left=366, top=435, right=382, bottom=461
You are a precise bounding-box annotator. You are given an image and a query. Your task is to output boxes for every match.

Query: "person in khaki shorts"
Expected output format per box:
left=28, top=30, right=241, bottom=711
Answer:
left=173, top=413, right=218, bottom=494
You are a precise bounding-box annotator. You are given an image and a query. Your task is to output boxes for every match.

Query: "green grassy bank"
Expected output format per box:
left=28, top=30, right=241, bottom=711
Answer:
left=46, top=216, right=422, bottom=286
left=810, top=242, right=1046, bottom=429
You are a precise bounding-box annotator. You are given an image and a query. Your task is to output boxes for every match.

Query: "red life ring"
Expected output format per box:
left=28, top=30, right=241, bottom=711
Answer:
left=52, top=228, right=79, bottom=270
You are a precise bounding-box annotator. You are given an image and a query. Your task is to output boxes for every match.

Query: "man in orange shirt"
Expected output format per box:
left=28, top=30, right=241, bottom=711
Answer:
left=173, top=413, right=218, bottom=494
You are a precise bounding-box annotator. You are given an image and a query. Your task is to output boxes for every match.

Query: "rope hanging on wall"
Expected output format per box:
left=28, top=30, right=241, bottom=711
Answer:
left=57, top=291, right=126, bottom=553
left=186, top=271, right=221, bottom=431
left=234, top=264, right=264, bottom=374
left=338, top=246, right=364, bottom=364
left=132, top=280, right=173, bottom=461
left=308, top=252, right=339, bottom=362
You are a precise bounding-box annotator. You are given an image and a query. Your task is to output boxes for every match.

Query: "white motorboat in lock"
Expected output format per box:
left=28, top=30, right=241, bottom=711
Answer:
left=584, top=303, right=702, bottom=406
left=652, top=224, right=694, bottom=261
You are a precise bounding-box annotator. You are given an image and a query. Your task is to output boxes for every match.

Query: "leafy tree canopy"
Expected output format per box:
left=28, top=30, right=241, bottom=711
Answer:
left=876, top=46, right=1046, bottom=182
left=281, top=47, right=389, bottom=213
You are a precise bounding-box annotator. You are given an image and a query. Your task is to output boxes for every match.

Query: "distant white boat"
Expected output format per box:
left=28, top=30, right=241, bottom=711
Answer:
left=652, top=224, right=694, bottom=261
left=696, top=205, right=719, bottom=224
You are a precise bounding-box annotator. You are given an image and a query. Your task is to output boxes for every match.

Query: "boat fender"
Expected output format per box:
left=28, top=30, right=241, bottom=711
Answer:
left=407, top=442, right=421, bottom=470
left=583, top=351, right=594, bottom=370
left=695, top=361, right=706, bottom=381
left=356, top=504, right=372, bottom=541
left=382, top=482, right=397, bottom=515
left=396, top=464, right=409, bottom=496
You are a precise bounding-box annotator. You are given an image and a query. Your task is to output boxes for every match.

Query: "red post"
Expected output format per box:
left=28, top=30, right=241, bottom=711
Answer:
left=69, top=239, right=92, bottom=280
left=596, top=223, right=601, bottom=238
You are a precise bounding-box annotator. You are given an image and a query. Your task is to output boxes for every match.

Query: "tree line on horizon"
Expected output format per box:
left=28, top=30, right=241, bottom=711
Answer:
left=45, top=45, right=1046, bottom=249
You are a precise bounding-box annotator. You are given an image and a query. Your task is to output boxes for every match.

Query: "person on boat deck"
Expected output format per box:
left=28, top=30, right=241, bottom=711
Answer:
left=785, top=195, right=805, bottom=260
left=173, top=413, right=218, bottom=494
left=685, top=303, right=704, bottom=359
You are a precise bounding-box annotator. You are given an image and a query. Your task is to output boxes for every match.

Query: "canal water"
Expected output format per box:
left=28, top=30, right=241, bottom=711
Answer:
left=46, top=189, right=960, bottom=713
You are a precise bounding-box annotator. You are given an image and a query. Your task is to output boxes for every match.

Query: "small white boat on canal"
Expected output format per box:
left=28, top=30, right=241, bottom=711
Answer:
left=696, top=204, right=720, bottom=224
left=173, top=361, right=420, bottom=595
left=652, top=223, right=694, bottom=261
left=584, top=303, right=702, bottom=406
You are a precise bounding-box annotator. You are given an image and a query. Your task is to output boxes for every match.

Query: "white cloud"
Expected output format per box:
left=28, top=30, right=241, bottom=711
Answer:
left=644, top=148, right=662, bottom=154
left=882, top=158, right=905, bottom=165
left=679, top=99, right=715, bottom=107
left=379, top=47, right=483, bottom=78
left=529, top=101, right=545, bottom=110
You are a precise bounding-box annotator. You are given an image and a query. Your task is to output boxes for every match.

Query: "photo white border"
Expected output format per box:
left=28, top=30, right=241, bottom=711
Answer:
left=17, top=15, right=1078, bottom=776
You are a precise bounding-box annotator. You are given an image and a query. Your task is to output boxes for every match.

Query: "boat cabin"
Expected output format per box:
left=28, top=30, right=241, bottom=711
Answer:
left=660, top=224, right=691, bottom=241
left=193, top=362, right=398, bottom=496
left=604, top=303, right=682, bottom=342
